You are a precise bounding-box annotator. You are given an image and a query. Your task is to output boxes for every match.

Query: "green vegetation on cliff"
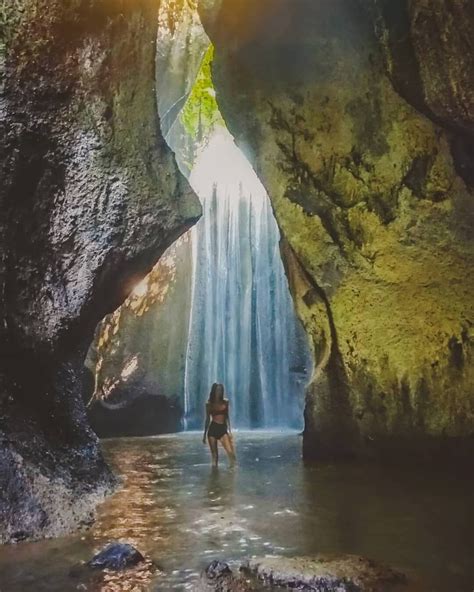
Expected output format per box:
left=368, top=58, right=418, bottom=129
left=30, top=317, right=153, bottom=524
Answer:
left=180, top=44, right=224, bottom=144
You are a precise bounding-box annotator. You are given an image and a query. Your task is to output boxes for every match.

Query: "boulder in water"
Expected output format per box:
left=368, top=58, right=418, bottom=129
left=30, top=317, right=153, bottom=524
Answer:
left=200, top=560, right=252, bottom=592
left=201, top=555, right=415, bottom=591
left=205, top=560, right=233, bottom=580
left=242, top=555, right=409, bottom=591
left=88, top=543, right=144, bottom=570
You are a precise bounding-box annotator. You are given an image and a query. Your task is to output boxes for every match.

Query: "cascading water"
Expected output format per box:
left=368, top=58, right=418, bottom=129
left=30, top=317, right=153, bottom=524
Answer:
left=183, top=129, right=310, bottom=429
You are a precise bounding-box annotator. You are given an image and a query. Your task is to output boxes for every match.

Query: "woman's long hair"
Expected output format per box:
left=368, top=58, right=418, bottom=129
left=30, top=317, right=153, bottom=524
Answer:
left=208, top=383, right=225, bottom=405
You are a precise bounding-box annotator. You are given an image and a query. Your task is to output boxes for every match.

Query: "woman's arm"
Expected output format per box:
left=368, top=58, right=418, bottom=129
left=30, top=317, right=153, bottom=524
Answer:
left=203, top=404, right=210, bottom=443
left=226, top=401, right=232, bottom=435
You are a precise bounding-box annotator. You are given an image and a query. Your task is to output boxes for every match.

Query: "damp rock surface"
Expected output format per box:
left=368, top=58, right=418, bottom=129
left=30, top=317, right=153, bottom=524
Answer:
left=88, top=542, right=145, bottom=570
left=200, top=555, right=415, bottom=592
left=0, top=0, right=200, bottom=543
left=88, top=391, right=183, bottom=438
left=199, top=0, right=474, bottom=461
left=85, top=234, right=193, bottom=435
left=243, top=555, right=409, bottom=591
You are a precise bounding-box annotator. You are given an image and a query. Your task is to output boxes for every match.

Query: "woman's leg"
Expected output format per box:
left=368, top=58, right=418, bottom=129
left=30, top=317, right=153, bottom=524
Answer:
left=208, top=436, right=218, bottom=466
left=220, top=434, right=236, bottom=465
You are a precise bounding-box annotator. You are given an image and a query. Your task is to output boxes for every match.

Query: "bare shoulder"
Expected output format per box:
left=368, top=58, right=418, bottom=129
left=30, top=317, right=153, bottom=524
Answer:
left=224, top=398, right=230, bottom=405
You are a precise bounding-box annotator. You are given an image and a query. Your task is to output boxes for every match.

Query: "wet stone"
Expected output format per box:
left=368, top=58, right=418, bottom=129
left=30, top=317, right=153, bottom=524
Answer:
left=200, top=561, right=255, bottom=592
left=201, top=555, right=413, bottom=592
left=88, top=542, right=144, bottom=570
left=206, top=560, right=233, bottom=579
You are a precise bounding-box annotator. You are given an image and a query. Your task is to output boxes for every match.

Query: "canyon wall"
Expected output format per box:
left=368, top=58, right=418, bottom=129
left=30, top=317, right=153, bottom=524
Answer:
left=199, top=0, right=474, bottom=460
left=83, top=0, right=205, bottom=438
left=0, top=0, right=200, bottom=542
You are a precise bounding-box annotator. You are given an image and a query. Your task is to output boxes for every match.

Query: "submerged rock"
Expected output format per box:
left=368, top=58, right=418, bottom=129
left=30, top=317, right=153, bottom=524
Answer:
left=243, top=555, right=408, bottom=591
left=201, top=555, right=413, bottom=592
left=205, top=560, right=233, bottom=580
left=200, top=560, right=253, bottom=592
left=88, top=543, right=145, bottom=571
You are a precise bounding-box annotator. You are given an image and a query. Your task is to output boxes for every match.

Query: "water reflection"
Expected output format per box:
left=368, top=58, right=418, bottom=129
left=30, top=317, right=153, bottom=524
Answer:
left=0, top=432, right=472, bottom=591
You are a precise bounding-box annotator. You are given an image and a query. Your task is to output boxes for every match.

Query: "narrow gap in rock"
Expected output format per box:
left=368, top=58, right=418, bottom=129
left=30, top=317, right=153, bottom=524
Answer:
left=84, top=22, right=312, bottom=437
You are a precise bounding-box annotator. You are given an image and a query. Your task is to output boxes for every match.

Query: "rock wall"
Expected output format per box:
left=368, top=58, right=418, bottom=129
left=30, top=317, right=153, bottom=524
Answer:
left=367, top=0, right=474, bottom=187
left=83, top=0, right=209, bottom=438
left=86, top=234, right=193, bottom=436
left=199, top=0, right=474, bottom=460
left=0, top=0, right=200, bottom=543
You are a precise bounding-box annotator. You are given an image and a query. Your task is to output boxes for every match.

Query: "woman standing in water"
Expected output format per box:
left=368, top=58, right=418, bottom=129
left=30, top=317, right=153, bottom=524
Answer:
left=202, top=383, right=236, bottom=466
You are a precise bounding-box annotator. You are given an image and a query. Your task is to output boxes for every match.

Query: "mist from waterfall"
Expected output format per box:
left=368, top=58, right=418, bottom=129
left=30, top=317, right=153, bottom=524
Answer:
left=184, top=129, right=310, bottom=429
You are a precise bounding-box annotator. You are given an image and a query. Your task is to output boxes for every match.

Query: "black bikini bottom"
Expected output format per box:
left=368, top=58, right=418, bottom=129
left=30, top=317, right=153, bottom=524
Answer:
left=208, top=421, right=228, bottom=440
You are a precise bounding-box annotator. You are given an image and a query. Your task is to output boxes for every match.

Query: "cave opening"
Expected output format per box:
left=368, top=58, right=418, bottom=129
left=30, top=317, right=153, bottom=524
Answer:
left=84, top=24, right=312, bottom=437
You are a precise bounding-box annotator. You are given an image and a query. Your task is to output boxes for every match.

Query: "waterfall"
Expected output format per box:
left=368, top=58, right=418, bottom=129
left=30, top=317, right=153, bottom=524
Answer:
left=183, top=129, right=310, bottom=430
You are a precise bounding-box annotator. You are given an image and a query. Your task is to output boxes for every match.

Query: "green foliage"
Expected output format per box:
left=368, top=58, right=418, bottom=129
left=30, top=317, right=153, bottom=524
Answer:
left=180, top=44, right=224, bottom=144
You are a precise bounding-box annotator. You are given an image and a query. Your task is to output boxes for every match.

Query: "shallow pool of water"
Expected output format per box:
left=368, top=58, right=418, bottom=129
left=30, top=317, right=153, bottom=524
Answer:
left=0, top=432, right=472, bottom=591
